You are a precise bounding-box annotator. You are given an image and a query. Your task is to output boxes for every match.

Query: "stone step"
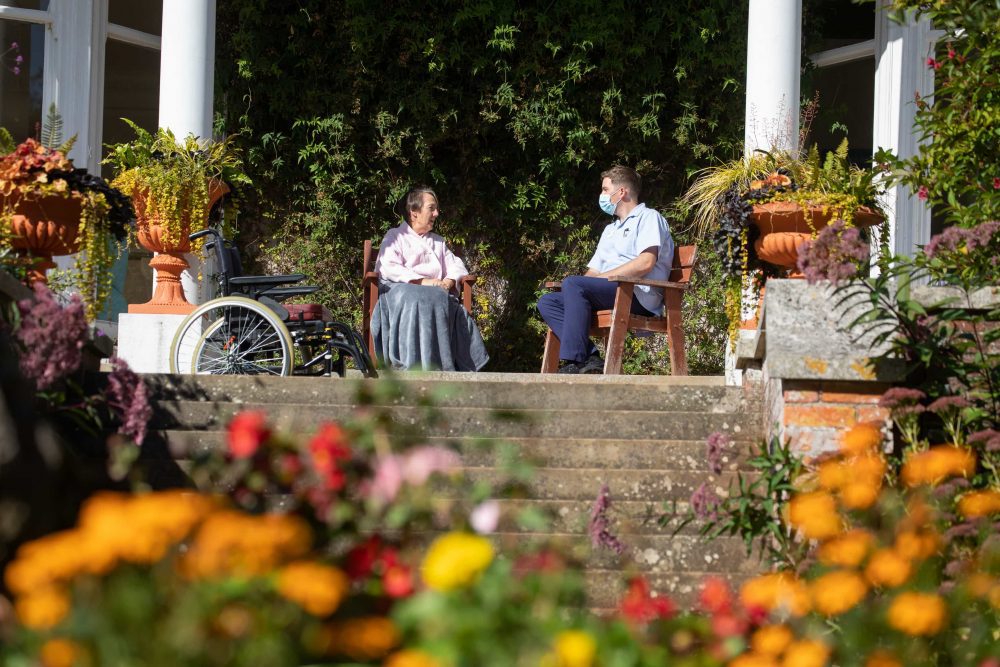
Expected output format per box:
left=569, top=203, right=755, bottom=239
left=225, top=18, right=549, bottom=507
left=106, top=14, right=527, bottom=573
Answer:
left=155, top=431, right=753, bottom=473
left=150, top=402, right=755, bottom=442
left=492, top=498, right=714, bottom=536
left=144, top=373, right=750, bottom=414
left=583, top=570, right=754, bottom=610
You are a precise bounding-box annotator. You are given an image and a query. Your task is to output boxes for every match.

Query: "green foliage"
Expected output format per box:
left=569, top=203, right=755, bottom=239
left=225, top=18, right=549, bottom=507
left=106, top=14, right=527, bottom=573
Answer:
left=215, top=0, right=752, bottom=371
left=877, top=0, right=1000, bottom=227
left=666, top=436, right=808, bottom=570
left=0, top=126, right=16, bottom=155
left=40, top=103, right=76, bottom=155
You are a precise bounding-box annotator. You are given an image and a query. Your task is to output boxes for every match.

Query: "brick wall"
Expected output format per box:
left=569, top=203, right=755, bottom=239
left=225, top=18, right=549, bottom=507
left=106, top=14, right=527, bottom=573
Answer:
left=777, top=380, right=891, bottom=458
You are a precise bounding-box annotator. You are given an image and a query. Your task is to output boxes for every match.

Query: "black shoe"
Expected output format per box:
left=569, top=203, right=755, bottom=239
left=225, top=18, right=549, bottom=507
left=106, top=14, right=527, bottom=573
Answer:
left=557, top=354, right=604, bottom=375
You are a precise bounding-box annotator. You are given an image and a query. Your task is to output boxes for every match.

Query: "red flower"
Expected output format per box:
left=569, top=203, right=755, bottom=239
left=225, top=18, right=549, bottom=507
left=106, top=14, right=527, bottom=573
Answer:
left=992, top=177, right=1000, bottom=190
left=698, top=576, right=734, bottom=615
left=512, top=550, right=565, bottom=577
left=926, top=57, right=936, bottom=69
left=345, top=536, right=382, bottom=579
left=227, top=411, right=271, bottom=458
left=710, top=613, right=748, bottom=639
left=618, top=576, right=676, bottom=624
left=917, top=185, right=929, bottom=201
left=308, top=422, right=351, bottom=491
left=382, top=564, right=415, bottom=598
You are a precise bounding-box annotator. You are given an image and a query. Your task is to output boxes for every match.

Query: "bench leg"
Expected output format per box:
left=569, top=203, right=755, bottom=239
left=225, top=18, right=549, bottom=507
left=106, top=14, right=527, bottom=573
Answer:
left=665, top=289, right=688, bottom=375
left=603, top=282, right=633, bottom=375
left=541, top=329, right=560, bottom=373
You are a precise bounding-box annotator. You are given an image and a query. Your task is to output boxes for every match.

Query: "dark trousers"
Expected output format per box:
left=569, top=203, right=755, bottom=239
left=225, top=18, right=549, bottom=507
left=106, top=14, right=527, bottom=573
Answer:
left=537, top=275, right=655, bottom=362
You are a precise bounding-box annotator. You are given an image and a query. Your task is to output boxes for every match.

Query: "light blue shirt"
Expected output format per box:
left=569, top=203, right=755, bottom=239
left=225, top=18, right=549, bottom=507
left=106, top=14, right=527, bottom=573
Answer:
left=586, top=203, right=675, bottom=315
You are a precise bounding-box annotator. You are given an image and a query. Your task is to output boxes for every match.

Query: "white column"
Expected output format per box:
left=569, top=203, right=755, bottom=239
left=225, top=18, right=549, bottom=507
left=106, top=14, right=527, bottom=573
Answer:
left=156, top=0, right=217, bottom=305
left=730, top=0, right=803, bottom=386
left=872, top=3, right=935, bottom=260
left=744, top=0, right=802, bottom=154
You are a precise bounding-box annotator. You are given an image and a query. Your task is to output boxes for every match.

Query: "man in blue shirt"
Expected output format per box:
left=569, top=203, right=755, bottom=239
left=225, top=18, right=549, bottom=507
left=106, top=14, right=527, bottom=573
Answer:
left=538, top=165, right=675, bottom=374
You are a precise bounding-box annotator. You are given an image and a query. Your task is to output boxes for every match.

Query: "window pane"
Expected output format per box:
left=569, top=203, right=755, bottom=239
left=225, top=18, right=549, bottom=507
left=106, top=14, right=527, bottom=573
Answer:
left=809, top=0, right=875, bottom=51
left=108, top=0, right=161, bottom=37
left=806, top=58, right=876, bottom=165
left=0, top=18, right=45, bottom=141
left=0, top=1, right=50, bottom=10
left=101, top=40, right=159, bottom=177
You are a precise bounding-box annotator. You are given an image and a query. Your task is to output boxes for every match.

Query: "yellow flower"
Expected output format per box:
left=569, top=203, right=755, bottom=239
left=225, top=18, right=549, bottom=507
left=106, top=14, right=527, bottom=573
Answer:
left=957, top=490, right=1000, bottom=518
left=864, top=549, right=912, bottom=588
left=553, top=630, right=597, bottom=667
left=865, top=650, right=902, bottom=667
left=384, top=650, right=444, bottom=667
left=893, top=531, right=940, bottom=561
left=740, top=573, right=810, bottom=617
left=277, top=561, right=348, bottom=616
left=787, top=492, right=842, bottom=540
left=421, top=532, right=494, bottom=591
left=751, top=625, right=794, bottom=656
left=39, top=638, right=84, bottom=667
left=817, top=530, right=874, bottom=567
left=781, top=639, right=830, bottom=667
left=901, top=446, right=976, bottom=486
left=886, top=592, right=947, bottom=636
left=841, top=422, right=882, bottom=456
left=15, top=587, right=70, bottom=629
left=321, top=617, right=400, bottom=661
left=729, top=653, right=780, bottom=667
left=810, top=570, right=867, bottom=616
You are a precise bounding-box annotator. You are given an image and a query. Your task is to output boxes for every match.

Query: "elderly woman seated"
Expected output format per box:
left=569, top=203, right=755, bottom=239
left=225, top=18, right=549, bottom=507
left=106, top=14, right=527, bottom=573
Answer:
left=371, top=187, right=489, bottom=371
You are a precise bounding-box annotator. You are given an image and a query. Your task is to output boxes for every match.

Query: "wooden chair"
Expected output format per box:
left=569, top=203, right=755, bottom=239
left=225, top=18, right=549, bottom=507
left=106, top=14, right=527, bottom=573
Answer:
left=361, top=239, right=477, bottom=359
left=540, top=244, right=697, bottom=376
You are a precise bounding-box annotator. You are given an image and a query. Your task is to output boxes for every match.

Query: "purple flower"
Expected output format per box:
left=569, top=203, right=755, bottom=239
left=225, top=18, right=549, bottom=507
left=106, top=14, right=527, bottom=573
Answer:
left=690, top=482, right=721, bottom=520
left=796, top=220, right=870, bottom=285
left=705, top=431, right=729, bottom=475
left=588, top=484, right=625, bottom=554
left=10, top=42, right=18, bottom=50
left=968, top=429, right=1000, bottom=452
left=924, top=221, right=1000, bottom=258
left=927, top=396, right=970, bottom=414
left=877, top=387, right=927, bottom=409
left=12, top=66, right=19, bottom=75
left=105, top=357, right=152, bottom=445
left=15, top=283, right=87, bottom=390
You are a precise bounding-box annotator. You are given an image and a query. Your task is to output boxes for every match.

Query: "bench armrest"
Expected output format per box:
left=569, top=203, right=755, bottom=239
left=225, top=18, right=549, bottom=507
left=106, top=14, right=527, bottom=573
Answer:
left=603, top=276, right=690, bottom=290
left=459, top=274, right=477, bottom=286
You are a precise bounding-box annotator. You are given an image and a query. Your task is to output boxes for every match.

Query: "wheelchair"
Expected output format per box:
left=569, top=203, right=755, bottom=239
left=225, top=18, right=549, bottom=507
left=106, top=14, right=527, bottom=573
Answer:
left=168, top=229, right=377, bottom=378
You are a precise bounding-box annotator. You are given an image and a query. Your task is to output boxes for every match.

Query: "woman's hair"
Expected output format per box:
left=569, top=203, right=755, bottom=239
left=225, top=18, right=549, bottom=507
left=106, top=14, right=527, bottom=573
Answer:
left=399, top=186, right=438, bottom=222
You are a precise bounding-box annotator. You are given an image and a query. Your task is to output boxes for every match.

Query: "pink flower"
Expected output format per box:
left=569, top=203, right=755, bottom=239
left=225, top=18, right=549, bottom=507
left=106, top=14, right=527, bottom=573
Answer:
left=401, top=445, right=461, bottom=485
left=470, top=500, right=500, bottom=534
left=918, top=185, right=929, bottom=200
left=926, top=57, right=937, bottom=69
left=369, top=455, right=405, bottom=503
left=226, top=411, right=270, bottom=458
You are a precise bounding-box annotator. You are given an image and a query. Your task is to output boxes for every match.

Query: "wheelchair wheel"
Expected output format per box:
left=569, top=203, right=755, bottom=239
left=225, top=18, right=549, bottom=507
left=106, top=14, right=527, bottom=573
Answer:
left=169, top=296, right=295, bottom=376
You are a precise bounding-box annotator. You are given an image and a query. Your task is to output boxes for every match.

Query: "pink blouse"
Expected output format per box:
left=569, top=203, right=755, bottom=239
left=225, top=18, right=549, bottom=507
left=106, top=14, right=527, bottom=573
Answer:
left=375, top=222, right=469, bottom=284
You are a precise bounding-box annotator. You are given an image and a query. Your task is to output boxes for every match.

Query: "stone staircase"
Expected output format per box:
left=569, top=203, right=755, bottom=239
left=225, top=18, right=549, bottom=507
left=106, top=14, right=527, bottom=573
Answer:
left=143, top=372, right=764, bottom=609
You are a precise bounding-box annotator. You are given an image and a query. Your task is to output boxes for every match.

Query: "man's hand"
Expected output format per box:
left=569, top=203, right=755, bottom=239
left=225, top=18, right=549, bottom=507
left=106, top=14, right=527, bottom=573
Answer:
left=597, top=248, right=658, bottom=279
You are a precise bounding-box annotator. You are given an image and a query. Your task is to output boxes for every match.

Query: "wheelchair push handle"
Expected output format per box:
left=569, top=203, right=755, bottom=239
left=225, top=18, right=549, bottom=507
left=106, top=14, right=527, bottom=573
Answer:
left=189, top=228, right=223, bottom=244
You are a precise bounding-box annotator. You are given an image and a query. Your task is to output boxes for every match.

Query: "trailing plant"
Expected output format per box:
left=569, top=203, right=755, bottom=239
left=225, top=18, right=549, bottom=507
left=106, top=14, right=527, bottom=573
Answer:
left=0, top=132, right=131, bottom=319
left=104, top=119, right=251, bottom=247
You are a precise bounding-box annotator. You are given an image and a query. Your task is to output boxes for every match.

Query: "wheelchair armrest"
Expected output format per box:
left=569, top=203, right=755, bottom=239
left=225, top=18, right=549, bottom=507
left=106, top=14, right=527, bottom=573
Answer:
left=259, top=285, right=321, bottom=301
left=229, top=274, right=307, bottom=288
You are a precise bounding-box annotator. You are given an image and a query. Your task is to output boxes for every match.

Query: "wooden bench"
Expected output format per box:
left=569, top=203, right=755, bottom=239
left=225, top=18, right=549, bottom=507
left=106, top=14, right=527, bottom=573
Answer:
left=540, top=244, right=697, bottom=375
left=361, top=239, right=477, bottom=359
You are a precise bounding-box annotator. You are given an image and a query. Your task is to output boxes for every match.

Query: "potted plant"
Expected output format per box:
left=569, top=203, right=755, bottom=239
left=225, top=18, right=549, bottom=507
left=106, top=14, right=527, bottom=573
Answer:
left=0, top=123, right=132, bottom=320
left=679, top=138, right=886, bottom=337
left=103, top=120, right=251, bottom=313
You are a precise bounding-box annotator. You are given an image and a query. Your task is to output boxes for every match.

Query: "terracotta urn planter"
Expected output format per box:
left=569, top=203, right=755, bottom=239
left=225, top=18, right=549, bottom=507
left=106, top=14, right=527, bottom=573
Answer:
left=751, top=201, right=884, bottom=274
left=2, top=192, right=84, bottom=285
left=129, top=180, right=230, bottom=314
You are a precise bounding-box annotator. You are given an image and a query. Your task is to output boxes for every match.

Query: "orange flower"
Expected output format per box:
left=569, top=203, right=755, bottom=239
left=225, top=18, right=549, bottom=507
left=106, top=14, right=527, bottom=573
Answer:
left=838, top=482, right=880, bottom=510
left=15, top=587, right=70, bottom=629
left=787, top=492, right=842, bottom=540
left=865, top=549, right=912, bottom=588
left=277, top=561, right=349, bottom=616
left=740, top=573, right=810, bottom=617
left=887, top=592, right=947, bottom=636
left=864, top=650, right=902, bottom=667
left=817, top=530, right=874, bottom=567
left=817, top=460, right=848, bottom=491
left=841, top=422, right=882, bottom=456
left=751, top=624, right=794, bottom=656
left=900, top=446, right=976, bottom=486
left=729, top=653, right=780, bottom=667
left=319, top=617, right=400, bottom=661
left=384, top=650, right=443, bottom=667
left=894, top=530, right=940, bottom=561
left=957, top=490, right=1000, bottom=518
left=810, top=570, right=868, bottom=616
left=781, top=639, right=830, bottom=667
left=39, top=638, right=84, bottom=667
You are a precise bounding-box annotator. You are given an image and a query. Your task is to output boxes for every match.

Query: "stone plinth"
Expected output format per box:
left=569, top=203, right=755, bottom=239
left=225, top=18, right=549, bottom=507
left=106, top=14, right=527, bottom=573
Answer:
left=117, top=313, right=192, bottom=374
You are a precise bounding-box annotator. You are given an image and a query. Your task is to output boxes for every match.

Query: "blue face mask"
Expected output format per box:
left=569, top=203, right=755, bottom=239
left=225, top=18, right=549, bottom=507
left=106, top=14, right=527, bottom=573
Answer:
left=598, top=190, right=620, bottom=216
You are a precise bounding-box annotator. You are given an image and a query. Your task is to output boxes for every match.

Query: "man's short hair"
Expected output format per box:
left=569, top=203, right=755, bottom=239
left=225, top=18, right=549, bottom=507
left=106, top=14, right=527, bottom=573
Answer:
left=601, top=165, right=642, bottom=200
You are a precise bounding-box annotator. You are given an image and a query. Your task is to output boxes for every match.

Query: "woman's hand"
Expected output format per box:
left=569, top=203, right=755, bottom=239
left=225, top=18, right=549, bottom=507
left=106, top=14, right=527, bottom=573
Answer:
left=414, top=278, right=454, bottom=291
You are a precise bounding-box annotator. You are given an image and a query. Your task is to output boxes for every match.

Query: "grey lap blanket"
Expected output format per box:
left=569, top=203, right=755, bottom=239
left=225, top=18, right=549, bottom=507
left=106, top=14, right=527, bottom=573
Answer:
left=371, top=282, right=489, bottom=371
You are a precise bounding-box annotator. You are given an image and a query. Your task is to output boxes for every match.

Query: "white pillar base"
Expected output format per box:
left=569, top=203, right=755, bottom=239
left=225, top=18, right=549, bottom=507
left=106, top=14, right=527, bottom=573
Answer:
left=117, top=313, right=195, bottom=374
